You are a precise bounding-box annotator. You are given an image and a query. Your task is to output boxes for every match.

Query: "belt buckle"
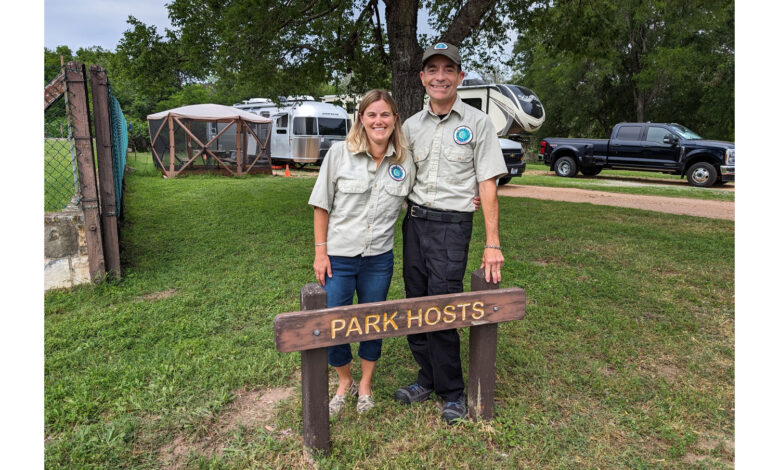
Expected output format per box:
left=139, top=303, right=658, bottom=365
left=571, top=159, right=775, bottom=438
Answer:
left=410, top=205, right=420, bottom=218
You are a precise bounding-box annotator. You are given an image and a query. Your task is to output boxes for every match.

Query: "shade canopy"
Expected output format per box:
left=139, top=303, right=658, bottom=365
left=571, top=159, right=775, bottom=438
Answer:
left=147, top=103, right=272, bottom=123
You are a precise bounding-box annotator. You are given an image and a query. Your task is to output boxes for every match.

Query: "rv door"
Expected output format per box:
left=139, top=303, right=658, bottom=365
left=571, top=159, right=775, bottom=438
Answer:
left=271, top=113, right=291, bottom=161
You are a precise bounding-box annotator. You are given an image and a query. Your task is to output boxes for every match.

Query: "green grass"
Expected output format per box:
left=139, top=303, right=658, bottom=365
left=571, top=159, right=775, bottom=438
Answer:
left=510, top=163, right=735, bottom=202
left=45, top=139, right=79, bottom=211
left=45, top=166, right=734, bottom=468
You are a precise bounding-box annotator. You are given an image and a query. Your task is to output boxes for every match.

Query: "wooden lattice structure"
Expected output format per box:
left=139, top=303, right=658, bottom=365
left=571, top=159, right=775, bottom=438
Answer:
left=147, top=104, right=273, bottom=178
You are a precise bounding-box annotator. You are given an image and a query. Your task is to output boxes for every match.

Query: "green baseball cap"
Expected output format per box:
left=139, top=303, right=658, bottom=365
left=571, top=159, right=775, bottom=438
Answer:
left=422, top=42, right=461, bottom=66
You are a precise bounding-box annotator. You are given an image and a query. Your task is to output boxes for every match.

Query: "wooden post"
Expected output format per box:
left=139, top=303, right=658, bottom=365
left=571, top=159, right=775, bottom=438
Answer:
left=299, top=283, right=330, bottom=455
left=168, top=116, right=175, bottom=177
left=468, top=268, right=500, bottom=420
left=65, top=61, right=105, bottom=281
left=235, top=120, right=243, bottom=175
left=89, top=65, right=121, bottom=279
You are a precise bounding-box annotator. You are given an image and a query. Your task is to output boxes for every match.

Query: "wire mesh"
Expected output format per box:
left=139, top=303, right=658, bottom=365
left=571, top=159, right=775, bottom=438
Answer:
left=107, top=84, right=127, bottom=217
left=44, top=84, right=79, bottom=212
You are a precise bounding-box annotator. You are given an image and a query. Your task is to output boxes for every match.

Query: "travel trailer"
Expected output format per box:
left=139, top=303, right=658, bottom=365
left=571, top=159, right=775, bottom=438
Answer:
left=232, top=97, right=350, bottom=166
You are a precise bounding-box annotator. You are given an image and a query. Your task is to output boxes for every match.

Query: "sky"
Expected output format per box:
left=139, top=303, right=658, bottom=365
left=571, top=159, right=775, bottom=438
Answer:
left=45, top=0, right=173, bottom=51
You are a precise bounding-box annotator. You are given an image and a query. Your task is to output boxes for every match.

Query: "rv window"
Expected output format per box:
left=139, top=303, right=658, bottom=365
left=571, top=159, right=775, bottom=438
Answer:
left=294, top=117, right=318, bottom=135
left=277, top=114, right=288, bottom=128
left=462, top=98, right=483, bottom=111
left=318, top=118, right=347, bottom=136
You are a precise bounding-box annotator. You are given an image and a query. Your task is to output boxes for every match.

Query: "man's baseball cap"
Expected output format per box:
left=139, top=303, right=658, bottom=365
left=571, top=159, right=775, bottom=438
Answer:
left=422, top=42, right=461, bottom=66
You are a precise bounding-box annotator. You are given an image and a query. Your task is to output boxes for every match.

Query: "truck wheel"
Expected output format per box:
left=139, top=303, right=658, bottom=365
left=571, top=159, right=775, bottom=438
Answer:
left=498, top=175, right=512, bottom=185
left=554, top=156, right=577, bottom=177
left=581, top=168, right=602, bottom=176
left=686, top=162, right=718, bottom=187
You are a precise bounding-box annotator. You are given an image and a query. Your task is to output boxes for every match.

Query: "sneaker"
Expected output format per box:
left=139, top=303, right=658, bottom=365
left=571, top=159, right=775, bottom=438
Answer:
left=394, top=383, right=433, bottom=404
left=356, top=395, right=374, bottom=414
left=329, top=382, right=359, bottom=418
left=441, top=395, right=467, bottom=424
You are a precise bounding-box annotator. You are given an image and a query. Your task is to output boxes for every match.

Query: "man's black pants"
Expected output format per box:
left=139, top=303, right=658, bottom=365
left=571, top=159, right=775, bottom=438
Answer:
left=402, top=208, right=472, bottom=402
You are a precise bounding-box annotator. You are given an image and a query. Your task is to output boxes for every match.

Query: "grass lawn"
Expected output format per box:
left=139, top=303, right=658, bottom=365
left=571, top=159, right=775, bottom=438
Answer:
left=508, top=163, right=735, bottom=202
left=45, top=160, right=734, bottom=468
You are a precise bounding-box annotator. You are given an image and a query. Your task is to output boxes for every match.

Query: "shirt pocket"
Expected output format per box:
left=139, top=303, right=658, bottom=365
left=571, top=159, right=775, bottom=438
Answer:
left=443, top=147, right=475, bottom=183
left=337, top=179, right=370, bottom=194
left=383, top=180, right=409, bottom=197
left=412, top=144, right=430, bottom=164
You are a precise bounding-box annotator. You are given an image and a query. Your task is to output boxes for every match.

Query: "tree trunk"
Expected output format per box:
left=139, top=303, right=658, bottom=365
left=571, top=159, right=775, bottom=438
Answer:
left=385, top=0, right=424, bottom=120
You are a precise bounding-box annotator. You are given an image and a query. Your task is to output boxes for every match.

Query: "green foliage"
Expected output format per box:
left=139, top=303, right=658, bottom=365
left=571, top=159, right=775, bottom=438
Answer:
left=510, top=0, right=734, bottom=141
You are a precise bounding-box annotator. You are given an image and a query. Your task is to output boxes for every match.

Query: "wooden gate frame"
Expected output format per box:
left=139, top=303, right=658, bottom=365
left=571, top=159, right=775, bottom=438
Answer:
left=274, top=269, right=526, bottom=456
left=148, top=116, right=271, bottom=178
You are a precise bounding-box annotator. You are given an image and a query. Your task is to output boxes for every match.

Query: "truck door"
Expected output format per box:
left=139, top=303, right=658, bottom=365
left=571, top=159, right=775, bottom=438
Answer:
left=641, top=125, right=680, bottom=170
left=609, top=125, right=644, bottom=167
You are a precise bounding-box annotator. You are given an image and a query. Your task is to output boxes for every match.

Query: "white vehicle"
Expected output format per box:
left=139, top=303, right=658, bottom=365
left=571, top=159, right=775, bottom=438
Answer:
left=233, top=97, right=350, bottom=166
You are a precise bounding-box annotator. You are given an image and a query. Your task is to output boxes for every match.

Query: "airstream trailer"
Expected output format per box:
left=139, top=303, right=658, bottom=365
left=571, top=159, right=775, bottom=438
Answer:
left=232, top=97, right=350, bottom=166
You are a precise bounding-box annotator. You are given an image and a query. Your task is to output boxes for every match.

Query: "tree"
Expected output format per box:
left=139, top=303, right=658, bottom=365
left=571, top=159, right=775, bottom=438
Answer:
left=509, top=0, right=734, bottom=141
left=165, top=0, right=510, bottom=119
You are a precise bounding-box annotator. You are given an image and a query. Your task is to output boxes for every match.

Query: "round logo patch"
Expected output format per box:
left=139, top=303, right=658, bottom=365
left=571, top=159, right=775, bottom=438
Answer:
left=434, top=43, right=448, bottom=50
left=453, top=126, right=473, bottom=145
left=388, top=164, right=406, bottom=182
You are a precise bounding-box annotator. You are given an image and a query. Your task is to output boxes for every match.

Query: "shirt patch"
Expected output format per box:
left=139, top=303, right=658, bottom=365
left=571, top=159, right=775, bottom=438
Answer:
left=434, top=43, right=448, bottom=50
left=453, top=126, right=473, bottom=145
left=388, top=164, right=406, bottom=182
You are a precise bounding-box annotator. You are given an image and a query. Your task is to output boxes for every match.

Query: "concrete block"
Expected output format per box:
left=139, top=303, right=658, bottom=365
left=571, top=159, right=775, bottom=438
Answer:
left=71, top=256, right=91, bottom=284
left=45, top=219, right=79, bottom=258
left=44, top=258, right=72, bottom=290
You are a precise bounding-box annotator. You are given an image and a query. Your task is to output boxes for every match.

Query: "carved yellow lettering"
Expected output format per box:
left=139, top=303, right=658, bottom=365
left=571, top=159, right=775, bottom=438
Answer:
left=425, top=307, right=441, bottom=325
left=407, top=308, right=423, bottom=328
left=383, top=311, right=398, bottom=331
left=457, top=303, right=471, bottom=321
left=472, top=301, right=485, bottom=320
left=331, top=319, right=346, bottom=339
left=346, top=317, right=363, bottom=337
left=443, top=305, right=457, bottom=323
left=365, top=314, right=381, bottom=333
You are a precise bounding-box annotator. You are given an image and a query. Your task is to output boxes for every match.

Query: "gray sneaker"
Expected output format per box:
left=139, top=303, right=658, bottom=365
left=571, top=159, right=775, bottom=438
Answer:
left=441, top=394, right=467, bottom=424
left=394, top=383, right=433, bottom=404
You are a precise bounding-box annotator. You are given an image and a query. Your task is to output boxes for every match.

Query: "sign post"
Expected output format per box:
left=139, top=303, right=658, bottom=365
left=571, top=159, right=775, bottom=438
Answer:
left=275, top=269, right=526, bottom=455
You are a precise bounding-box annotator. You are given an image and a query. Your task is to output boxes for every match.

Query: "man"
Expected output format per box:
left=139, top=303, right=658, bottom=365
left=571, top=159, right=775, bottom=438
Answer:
left=395, top=42, right=507, bottom=424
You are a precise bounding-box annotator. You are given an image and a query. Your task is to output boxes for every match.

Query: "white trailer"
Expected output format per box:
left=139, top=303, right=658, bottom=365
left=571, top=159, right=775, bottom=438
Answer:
left=233, top=97, right=350, bottom=166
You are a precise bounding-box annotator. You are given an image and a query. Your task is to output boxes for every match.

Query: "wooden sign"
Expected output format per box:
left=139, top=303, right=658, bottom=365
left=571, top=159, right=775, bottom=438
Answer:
left=274, top=287, right=525, bottom=353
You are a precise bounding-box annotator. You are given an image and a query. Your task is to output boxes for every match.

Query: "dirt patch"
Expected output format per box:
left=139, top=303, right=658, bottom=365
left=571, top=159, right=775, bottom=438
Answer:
left=499, top=184, right=734, bottom=220
left=159, top=386, right=296, bottom=468
left=138, top=289, right=178, bottom=301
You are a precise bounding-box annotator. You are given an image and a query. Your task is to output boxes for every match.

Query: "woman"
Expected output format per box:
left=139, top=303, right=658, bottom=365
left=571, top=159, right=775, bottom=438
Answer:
left=308, top=90, right=415, bottom=417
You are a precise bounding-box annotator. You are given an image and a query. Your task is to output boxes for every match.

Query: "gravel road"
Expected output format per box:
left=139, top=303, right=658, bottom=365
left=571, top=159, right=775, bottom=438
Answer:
left=498, top=184, right=734, bottom=220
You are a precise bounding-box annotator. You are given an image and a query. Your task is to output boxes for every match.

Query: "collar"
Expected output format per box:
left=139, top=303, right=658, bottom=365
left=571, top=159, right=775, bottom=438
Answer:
left=425, top=96, right=465, bottom=121
left=361, top=141, right=396, bottom=160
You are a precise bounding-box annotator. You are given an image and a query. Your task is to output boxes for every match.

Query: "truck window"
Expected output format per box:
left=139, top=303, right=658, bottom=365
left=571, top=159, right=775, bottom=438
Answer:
left=645, top=126, right=669, bottom=144
left=615, top=126, right=642, bottom=141
left=294, top=117, right=318, bottom=135
left=318, top=118, right=347, bottom=136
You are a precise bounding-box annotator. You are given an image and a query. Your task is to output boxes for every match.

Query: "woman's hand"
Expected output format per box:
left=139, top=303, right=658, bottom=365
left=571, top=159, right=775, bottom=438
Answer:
left=473, top=195, right=481, bottom=210
left=313, top=252, right=332, bottom=286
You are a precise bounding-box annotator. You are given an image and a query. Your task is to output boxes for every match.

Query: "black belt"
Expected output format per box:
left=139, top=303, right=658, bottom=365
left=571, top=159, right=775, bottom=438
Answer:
left=408, top=203, right=473, bottom=223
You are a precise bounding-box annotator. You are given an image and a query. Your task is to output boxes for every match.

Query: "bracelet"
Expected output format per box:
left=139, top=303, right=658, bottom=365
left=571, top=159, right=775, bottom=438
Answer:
left=315, top=242, right=327, bottom=247
left=485, top=244, right=502, bottom=250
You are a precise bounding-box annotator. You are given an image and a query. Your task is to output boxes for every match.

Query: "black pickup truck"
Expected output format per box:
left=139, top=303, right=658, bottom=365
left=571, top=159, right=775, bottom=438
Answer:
left=539, top=123, right=735, bottom=187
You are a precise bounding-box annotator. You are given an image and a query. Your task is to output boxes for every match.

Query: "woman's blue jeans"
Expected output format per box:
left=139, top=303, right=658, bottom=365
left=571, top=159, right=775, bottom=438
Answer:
left=324, top=250, right=394, bottom=367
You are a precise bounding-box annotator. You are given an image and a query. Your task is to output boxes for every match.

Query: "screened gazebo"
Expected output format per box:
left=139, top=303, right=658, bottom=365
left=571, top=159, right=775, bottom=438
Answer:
left=147, top=104, right=273, bottom=178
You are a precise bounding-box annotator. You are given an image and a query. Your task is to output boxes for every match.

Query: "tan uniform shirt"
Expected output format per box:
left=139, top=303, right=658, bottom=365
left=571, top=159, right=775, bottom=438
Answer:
left=403, top=97, right=507, bottom=212
left=308, top=141, right=416, bottom=257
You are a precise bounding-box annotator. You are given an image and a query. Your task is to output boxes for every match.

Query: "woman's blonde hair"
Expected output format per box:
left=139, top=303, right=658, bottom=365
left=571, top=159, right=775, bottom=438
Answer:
left=345, top=89, right=407, bottom=163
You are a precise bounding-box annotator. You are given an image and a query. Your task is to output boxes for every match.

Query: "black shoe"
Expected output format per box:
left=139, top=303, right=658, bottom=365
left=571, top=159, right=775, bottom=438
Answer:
left=441, top=395, right=467, bottom=424
left=394, top=383, right=433, bottom=404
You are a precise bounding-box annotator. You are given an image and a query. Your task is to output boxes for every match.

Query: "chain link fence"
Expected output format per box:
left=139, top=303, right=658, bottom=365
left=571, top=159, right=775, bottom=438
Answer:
left=108, top=85, right=127, bottom=217
left=44, top=80, right=79, bottom=212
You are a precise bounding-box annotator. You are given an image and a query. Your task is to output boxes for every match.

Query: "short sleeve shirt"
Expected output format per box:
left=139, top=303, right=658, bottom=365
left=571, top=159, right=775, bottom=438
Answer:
left=402, top=97, right=507, bottom=212
left=308, top=141, right=416, bottom=257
